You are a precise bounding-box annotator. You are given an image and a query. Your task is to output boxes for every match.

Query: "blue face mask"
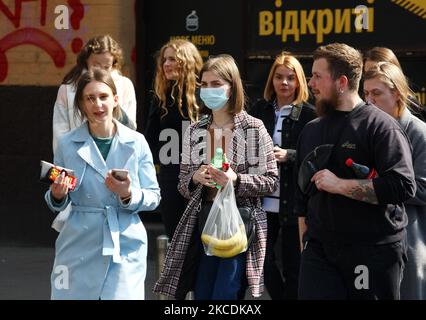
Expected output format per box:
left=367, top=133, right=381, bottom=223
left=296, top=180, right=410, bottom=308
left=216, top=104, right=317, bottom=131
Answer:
left=200, top=86, right=229, bottom=111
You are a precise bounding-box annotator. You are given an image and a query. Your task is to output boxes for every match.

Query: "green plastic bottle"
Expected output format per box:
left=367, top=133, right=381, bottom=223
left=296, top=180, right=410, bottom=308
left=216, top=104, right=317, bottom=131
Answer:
left=211, top=147, right=224, bottom=189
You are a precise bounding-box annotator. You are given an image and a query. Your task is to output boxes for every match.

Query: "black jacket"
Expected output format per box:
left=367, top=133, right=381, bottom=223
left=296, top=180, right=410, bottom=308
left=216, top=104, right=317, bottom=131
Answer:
left=249, top=99, right=316, bottom=225
left=294, top=103, right=416, bottom=245
left=144, top=92, right=190, bottom=178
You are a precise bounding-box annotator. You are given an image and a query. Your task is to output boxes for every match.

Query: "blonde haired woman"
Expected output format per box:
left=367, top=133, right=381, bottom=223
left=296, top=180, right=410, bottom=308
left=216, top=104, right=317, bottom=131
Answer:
left=249, top=52, right=316, bottom=299
left=364, top=62, right=426, bottom=300
left=145, top=39, right=203, bottom=239
left=363, top=46, right=425, bottom=122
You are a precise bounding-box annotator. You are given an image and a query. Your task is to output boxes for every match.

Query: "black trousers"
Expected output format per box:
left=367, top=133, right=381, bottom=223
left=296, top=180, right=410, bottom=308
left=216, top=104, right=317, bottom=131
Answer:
left=298, top=237, right=407, bottom=300
left=264, top=212, right=300, bottom=300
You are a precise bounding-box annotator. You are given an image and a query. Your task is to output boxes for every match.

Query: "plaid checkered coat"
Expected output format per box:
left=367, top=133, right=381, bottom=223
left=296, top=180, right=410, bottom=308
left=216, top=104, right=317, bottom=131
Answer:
left=153, top=111, right=278, bottom=298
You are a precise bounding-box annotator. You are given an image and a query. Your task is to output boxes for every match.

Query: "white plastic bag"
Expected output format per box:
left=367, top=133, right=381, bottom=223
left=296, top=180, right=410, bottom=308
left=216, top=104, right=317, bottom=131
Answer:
left=200, top=180, right=248, bottom=258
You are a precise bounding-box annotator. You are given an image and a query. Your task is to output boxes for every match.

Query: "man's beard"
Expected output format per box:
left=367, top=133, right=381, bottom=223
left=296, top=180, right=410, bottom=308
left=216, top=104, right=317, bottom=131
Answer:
left=315, top=87, right=339, bottom=116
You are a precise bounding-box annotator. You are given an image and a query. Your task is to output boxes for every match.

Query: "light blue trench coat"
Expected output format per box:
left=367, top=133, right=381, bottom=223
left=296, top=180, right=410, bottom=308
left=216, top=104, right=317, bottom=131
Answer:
left=45, top=120, right=160, bottom=300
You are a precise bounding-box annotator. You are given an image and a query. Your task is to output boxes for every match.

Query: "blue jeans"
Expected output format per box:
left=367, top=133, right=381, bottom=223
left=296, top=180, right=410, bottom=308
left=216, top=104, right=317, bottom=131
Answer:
left=194, top=252, right=246, bottom=300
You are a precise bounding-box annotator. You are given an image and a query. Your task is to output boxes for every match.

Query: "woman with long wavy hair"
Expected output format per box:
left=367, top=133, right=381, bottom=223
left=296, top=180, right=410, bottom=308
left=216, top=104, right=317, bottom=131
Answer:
left=145, top=39, right=203, bottom=239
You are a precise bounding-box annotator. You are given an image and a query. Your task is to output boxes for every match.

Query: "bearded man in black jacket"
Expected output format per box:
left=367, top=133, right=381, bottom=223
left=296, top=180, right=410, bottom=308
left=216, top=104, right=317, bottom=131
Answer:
left=295, top=43, right=416, bottom=300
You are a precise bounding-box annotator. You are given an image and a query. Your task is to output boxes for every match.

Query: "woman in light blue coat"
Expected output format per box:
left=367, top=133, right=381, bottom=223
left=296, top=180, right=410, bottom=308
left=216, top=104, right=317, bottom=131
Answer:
left=45, top=68, right=160, bottom=300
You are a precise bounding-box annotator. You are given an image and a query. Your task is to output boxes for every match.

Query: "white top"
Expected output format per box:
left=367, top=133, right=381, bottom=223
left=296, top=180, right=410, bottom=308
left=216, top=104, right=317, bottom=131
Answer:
left=262, top=105, right=292, bottom=213
left=52, top=70, right=137, bottom=154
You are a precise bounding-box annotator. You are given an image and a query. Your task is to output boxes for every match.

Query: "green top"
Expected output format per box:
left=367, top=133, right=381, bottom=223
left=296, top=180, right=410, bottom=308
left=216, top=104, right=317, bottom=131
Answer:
left=92, top=135, right=114, bottom=160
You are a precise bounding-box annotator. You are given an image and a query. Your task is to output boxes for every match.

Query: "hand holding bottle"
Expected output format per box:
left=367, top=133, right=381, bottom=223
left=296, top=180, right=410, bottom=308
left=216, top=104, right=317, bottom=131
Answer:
left=193, top=165, right=215, bottom=188
left=208, top=148, right=234, bottom=188
left=208, top=165, right=237, bottom=188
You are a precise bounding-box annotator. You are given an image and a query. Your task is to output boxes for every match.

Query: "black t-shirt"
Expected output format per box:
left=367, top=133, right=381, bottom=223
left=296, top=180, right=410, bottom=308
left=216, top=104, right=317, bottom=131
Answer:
left=295, top=103, right=416, bottom=245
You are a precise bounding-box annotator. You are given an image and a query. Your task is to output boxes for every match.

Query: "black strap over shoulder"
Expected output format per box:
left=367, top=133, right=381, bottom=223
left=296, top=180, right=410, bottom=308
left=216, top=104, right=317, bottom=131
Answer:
left=298, top=102, right=365, bottom=195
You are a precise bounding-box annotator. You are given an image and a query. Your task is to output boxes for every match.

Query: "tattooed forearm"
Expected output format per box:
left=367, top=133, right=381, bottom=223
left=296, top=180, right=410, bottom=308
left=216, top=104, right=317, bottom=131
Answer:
left=346, top=180, right=378, bottom=204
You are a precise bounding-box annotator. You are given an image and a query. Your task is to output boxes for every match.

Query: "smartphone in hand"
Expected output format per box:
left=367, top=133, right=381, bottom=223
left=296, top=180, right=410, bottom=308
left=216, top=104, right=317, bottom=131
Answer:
left=111, top=169, right=129, bottom=181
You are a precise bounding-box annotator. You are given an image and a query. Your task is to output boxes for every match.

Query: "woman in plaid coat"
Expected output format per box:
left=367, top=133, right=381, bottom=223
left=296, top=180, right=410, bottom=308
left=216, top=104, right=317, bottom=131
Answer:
left=154, top=55, right=278, bottom=299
